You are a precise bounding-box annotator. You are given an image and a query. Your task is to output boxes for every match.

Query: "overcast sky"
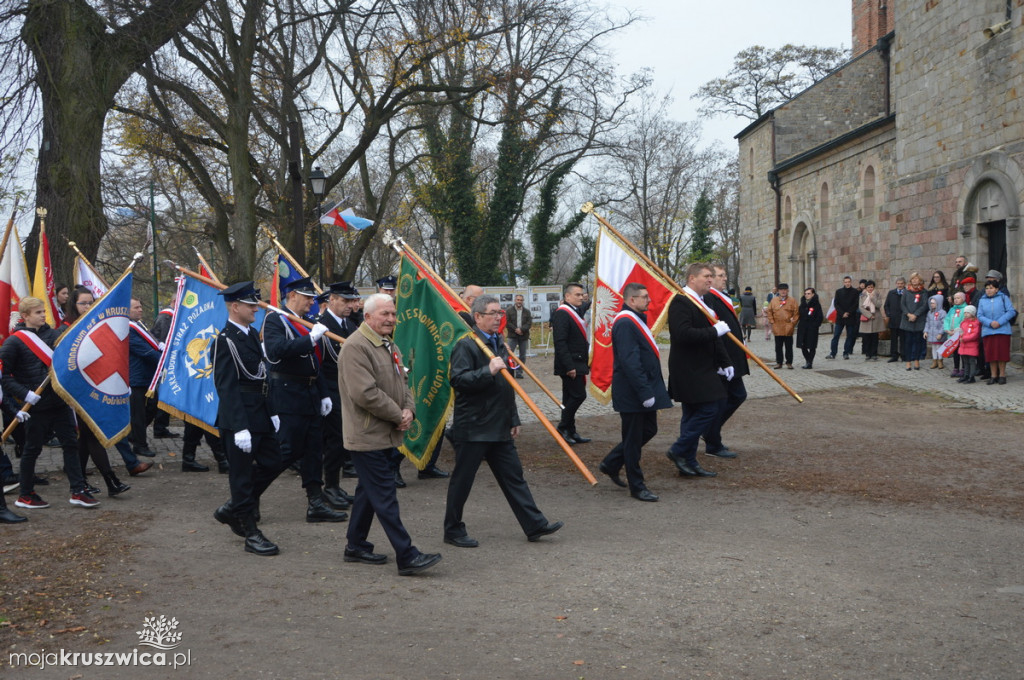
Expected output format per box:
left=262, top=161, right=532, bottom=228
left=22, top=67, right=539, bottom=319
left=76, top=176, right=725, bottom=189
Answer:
left=611, top=0, right=852, bottom=151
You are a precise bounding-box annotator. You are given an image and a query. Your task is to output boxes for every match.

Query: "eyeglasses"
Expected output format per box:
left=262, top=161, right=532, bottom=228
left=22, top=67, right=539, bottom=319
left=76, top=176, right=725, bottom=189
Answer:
left=479, top=310, right=506, bottom=317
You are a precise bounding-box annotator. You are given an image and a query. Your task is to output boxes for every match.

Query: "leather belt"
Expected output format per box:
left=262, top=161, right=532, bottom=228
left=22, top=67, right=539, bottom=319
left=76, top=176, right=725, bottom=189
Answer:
left=270, top=372, right=317, bottom=385
left=238, top=384, right=269, bottom=396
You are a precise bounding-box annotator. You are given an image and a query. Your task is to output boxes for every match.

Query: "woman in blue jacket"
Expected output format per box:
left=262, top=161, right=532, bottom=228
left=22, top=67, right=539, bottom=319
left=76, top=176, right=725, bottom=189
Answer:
left=976, top=281, right=1016, bottom=384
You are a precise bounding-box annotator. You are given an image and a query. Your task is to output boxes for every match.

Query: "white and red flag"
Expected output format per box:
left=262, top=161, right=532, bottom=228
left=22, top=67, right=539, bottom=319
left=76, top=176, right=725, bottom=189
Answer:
left=825, top=297, right=837, bottom=323
left=320, top=204, right=373, bottom=231
left=588, top=225, right=675, bottom=404
left=74, top=256, right=108, bottom=300
left=0, top=229, right=31, bottom=343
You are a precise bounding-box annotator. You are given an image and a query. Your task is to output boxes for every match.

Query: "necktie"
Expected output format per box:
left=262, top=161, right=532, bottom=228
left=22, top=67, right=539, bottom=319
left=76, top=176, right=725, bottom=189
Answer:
left=491, top=335, right=500, bottom=354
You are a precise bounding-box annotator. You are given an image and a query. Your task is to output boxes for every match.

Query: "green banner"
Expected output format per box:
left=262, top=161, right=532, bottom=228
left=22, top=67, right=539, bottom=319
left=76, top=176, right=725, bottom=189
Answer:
left=394, top=256, right=469, bottom=469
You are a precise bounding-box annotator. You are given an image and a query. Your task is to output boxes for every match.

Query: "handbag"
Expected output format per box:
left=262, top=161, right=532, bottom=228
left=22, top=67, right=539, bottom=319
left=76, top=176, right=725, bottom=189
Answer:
left=860, top=314, right=870, bottom=322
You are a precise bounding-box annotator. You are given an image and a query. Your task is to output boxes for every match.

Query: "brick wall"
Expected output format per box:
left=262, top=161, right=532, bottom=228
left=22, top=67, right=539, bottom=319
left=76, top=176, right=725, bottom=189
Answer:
left=853, top=0, right=896, bottom=56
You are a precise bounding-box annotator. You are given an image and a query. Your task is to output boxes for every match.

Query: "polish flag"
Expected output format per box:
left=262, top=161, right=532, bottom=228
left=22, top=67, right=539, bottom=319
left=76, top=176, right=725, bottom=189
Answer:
left=588, top=226, right=675, bottom=405
left=74, top=256, right=108, bottom=300
left=0, top=230, right=31, bottom=343
left=826, top=297, right=837, bottom=323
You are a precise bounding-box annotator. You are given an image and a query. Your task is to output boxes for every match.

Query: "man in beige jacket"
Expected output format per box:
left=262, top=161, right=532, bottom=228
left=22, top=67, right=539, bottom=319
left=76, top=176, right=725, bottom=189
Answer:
left=766, top=283, right=800, bottom=369
left=338, top=293, right=442, bottom=575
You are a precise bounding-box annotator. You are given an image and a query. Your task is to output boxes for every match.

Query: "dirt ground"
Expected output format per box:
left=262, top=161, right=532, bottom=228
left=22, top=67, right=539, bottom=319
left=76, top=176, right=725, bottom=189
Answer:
left=2, top=384, right=1023, bottom=679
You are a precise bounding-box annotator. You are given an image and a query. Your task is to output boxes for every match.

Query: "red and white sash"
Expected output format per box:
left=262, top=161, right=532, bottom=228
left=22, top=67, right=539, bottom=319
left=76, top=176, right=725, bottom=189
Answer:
left=613, top=309, right=659, bottom=358
left=129, top=321, right=161, bottom=351
left=708, top=288, right=738, bottom=318
left=13, top=330, right=54, bottom=367
left=556, top=304, right=587, bottom=336
left=282, top=313, right=322, bottom=364
left=681, top=287, right=718, bottom=321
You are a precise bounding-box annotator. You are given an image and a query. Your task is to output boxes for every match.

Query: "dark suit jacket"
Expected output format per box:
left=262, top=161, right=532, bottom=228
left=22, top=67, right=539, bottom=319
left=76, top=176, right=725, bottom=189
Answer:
left=129, top=324, right=161, bottom=387
left=317, top=309, right=355, bottom=397
left=705, top=291, right=749, bottom=377
left=611, top=306, right=672, bottom=413
left=666, top=293, right=730, bottom=404
left=551, top=304, right=589, bottom=376
left=505, top=305, right=532, bottom=338
left=261, top=311, right=328, bottom=415
left=213, top=322, right=274, bottom=434
left=449, top=329, right=520, bottom=442
left=883, top=289, right=904, bottom=329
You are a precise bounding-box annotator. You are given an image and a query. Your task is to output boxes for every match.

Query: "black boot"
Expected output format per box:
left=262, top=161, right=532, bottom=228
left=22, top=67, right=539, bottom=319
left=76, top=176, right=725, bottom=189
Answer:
left=214, top=502, right=245, bottom=537
left=322, top=486, right=352, bottom=510
left=181, top=441, right=210, bottom=472
left=212, top=446, right=229, bottom=474
left=0, top=494, right=27, bottom=524
left=306, top=492, right=348, bottom=523
left=104, top=473, right=131, bottom=497
left=241, top=513, right=279, bottom=556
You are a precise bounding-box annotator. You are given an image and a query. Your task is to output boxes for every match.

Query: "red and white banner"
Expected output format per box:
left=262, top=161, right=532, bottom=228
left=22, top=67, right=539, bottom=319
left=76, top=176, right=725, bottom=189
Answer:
left=0, top=230, right=31, bottom=343
left=825, top=297, right=837, bottom=323
left=74, top=256, right=108, bottom=300
left=588, top=226, right=674, bottom=405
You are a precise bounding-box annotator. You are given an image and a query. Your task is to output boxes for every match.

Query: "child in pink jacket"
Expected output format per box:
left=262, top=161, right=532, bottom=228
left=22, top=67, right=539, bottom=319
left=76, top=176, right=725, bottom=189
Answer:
left=957, top=305, right=981, bottom=384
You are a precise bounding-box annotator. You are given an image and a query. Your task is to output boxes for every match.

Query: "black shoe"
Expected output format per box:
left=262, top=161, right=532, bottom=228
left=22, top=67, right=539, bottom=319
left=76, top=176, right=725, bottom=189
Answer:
left=675, top=461, right=698, bottom=476
left=557, top=426, right=575, bottom=444
left=887, top=357, right=900, bottom=363
left=33, top=476, right=50, bottom=486
left=343, top=548, right=388, bottom=565
left=214, top=503, right=245, bottom=538
left=217, top=462, right=230, bottom=474
left=444, top=535, right=480, bottom=548
left=181, top=460, right=210, bottom=472
left=134, top=447, right=156, bottom=458
left=0, top=506, right=27, bottom=523
left=826, top=354, right=836, bottom=360
left=706, top=447, right=737, bottom=459
left=527, top=521, right=564, bottom=542
left=85, top=483, right=103, bottom=496
left=394, top=470, right=407, bottom=488
left=691, top=462, right=717, bottom=477
left=598, top=463, right=627, bottom=488
left=570, top=432, right=592, bottom=444
left=843, top=354, right=850, bottom=360
left=106, top=479, right=131, bottom=496
left=986, top=377, right=997, bottom=385
left=418, top=467, right=450, bottom=479
left=306, top=495, right=348, bottom=523
left=998, top=377, right=1007, bottom=385
left=966, top=377, right=976, bottom=383
left=242, top=515, right=279, bottom=556
left=956, top=376, right=968, bottom=383
left=631, top=489, right=659, bottom=502
left=341, top=464, right=358, bottom=478
left=802, top=363, right=812, bottom=369
left=322, top=486, right=352, bottom=510
left=398, top=552, right=442, bottom=575
left=153, top=430, right=180, bottom=439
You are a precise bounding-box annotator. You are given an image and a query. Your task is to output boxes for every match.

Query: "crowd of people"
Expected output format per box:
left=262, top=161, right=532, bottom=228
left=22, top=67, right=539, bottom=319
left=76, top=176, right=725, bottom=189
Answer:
left=748, top=255, right=1017, bottom=381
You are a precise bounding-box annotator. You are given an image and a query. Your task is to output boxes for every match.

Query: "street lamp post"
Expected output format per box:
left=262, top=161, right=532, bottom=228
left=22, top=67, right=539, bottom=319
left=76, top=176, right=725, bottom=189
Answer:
left=309, top=167, right=327, bottom=281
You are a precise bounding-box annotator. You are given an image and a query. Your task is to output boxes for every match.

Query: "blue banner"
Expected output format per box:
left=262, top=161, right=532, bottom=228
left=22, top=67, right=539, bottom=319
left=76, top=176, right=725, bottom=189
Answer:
left=50, top=271, right=133, bottom=447
left=275, top=254, right=319, bottom=317
left=151, top=276, right=264, bottom=433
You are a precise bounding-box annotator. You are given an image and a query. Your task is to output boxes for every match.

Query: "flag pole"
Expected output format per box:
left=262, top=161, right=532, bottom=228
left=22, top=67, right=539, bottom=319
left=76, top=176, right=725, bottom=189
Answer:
left=260, top=225, right=323, bottom=294
left=390, top=234, right=564, bottom=411
left=0, top=196, right=21, bottom=263
left=384, top=232, right=596, bottom=486
left=581, top=202, right=803, bottom=404
left=163, top=260, right=345, bottom=345
left=67, top=240, right=111, bottom=288
left=2, top=250, right=149, bottom=443
left=192, top=246, right=221, bottom=284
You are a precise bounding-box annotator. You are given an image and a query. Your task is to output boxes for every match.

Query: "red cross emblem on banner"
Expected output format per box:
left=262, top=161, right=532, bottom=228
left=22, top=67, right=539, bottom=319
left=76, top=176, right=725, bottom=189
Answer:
left=79, top=319, right=130, bottom=393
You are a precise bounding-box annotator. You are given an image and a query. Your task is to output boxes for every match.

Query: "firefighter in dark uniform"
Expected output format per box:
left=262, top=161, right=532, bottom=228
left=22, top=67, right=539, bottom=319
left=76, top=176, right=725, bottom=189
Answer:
left=211, top=282, right=281, bottom=555
left=316, top=281, right=361, bottom=510
left=260, top=277, right=347, bottom=523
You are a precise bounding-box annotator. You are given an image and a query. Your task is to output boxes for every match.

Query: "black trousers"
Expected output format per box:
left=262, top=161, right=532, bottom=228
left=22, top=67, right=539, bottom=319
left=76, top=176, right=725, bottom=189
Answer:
left=78, top=425, right=114, bottom=481
left=669, top=400, right=724, bottom=467
left=558, top=373, right=587, bottom=432
left=21, top=406, right=84, bottom=495
left=322, top=398, right=350, bottom=488
left=129, top=386, right=157, bottom=450
left=888, top=326, right=901, bottom=359
left=444, top=439, right=547, bottom=539
left=347, top=447, right=418, bottom=565
left=861, top=332, right=880, bottom=357
left=264, top=413, right=322, bottom=495
left=774, top=336, right=794, bottom=365
left=704, top=376, right=747, bottom=452
left=220, top=428, right=282, bottom=516
left=183, top=422, right=224, bottom=462
left=602, top=411, right=658, bottom=494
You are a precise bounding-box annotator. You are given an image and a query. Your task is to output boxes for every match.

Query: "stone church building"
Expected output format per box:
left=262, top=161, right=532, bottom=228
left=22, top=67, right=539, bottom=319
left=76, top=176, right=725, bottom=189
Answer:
left=737, top=0, right=1021, bottom=326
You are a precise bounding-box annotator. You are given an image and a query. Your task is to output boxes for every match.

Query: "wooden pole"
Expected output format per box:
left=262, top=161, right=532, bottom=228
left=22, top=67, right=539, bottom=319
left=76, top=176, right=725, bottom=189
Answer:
left=67, top=239, right=110, bottom=288
left=261, top=226, right=323, bottom=294
left=166, top=262, right=345, bottom=345
left=0, top=196, right=21, bottom=263
left=192, top=246, right=221, bottom=284
left=386, top=234, right=596, bottom=486
left=395, top=238, right=564, bottom=410
left=1, top=376, right=49, bottom=444
left=581, top=203, right=803, bottom=404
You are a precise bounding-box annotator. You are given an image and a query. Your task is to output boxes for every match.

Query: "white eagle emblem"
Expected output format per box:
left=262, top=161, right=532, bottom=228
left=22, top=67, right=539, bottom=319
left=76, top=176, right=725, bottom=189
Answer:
left=593, top=283, right=622, bottom=347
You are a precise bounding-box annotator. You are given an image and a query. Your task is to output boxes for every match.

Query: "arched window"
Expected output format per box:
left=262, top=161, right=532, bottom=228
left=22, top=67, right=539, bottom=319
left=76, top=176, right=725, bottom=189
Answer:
left=863, top=165, right=876, bottom=217
left=820, top=182, right=830, bottom=224
left=749, top=148, right=754, bottom=180
left=784, top=195, right=792, bottom=230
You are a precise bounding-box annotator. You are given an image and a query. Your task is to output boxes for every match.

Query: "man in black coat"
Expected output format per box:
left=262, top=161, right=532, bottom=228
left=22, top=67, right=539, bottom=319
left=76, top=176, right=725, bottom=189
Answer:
left=128, top=297, right=162, bottom=458
left=316, top=281, right=361, bottom=510
left=665, top=263, right=733, bottom=479
left=505, top=293, right=532, bottom=379
left=598, top=283, right=672, bottom=501
left=551, top=282, right=591, bottom=443
left=261, top=277, right=347, bottom=523
left=702, top=264, right=749, bottom=459
left=443, top=295, right=562, bottom=547
left=212, top=282, right=282, bottom=555
left=883, top=276, right=906, bottom=362
left=827, top=276, right=860, bottom=359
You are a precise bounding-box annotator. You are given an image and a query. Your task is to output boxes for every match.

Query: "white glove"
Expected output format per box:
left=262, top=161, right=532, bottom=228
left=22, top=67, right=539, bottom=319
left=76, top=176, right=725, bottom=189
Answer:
left=309, top=323, right=329, bottom=343
left=234, top=429, right=252, bottom=453
left=16, top=410, right=30, bottom=423
left=713, top=321, right=730, bottom=337
left=158, top=342, right=166, bottom=351
left=642, top=397, right=656, bottom=408
left=717, top=366, right=735, bottom=381
left=320, top=397, right=332, bottom=417
left=24, top=391, right=41, bottom=405
left=271, top=415, right=280, bottom=432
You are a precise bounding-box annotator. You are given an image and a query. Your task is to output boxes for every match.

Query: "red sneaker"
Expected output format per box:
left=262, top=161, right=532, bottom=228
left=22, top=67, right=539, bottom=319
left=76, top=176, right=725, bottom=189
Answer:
left=69, top=492, right=100, bottom=508
left=15, top=493, right=50, bottom=509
